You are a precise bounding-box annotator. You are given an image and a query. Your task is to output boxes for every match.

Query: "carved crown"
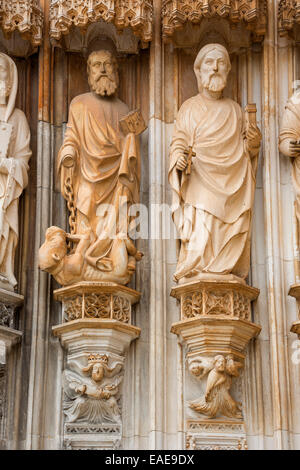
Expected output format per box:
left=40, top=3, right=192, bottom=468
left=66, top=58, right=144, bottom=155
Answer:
left=87, top=353, right=108, bottom=364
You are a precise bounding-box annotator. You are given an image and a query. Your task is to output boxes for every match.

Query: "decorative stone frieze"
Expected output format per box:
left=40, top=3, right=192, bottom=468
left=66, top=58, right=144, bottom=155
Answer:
left=162, top=0, right=268, bottom=43
left=54, top=282, right=139, bottom=324
left=0, top=289, right=23, bottom=362
left=278, top=0, right=300, bottom=36
left=0, top=0, right=43, bottom=46
left=53, top=281, right=140, bottom=449
left=186, top=420, right=247, bottom=450
left=171, top=281, right=260, bottom=359
left=49, top=0, right=153, bottom=45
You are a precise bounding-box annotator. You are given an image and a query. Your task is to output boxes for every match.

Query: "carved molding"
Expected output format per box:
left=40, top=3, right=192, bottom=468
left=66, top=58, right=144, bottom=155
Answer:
left=54, top=282, right=139, bottom=324
left=278, top=0, right=300, bottom=36
left=0, top=0, right=43, bottom=46
left=171, top=281, right=257, bottom=322
left=162, top=0, right=267, bottom=42
left=49, top=0, right=153, bottom=45
left=186, top=420, right=247, bottom=450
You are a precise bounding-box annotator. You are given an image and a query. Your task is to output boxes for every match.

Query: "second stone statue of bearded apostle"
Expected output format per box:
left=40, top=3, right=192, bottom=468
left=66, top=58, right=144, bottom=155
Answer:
left=39, top=50, right=143, bottom=286
left=169, top=43, right=261, bottom=285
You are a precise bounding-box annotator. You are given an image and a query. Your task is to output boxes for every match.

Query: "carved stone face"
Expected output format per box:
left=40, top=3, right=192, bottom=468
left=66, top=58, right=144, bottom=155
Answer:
left=199, top=49, right=229, bottom=94
left=91, top=363, right=104, bottom=382
left=0, top=56, right=11, bottom=101
left=88, top=50, right=118, bottom=97
left=214, top=355, right=225, bottom=372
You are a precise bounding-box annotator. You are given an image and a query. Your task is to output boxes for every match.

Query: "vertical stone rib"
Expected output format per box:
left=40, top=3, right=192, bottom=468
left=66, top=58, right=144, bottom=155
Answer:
left=262, top=0, right=291, bottom=449
left=148, top=0, right=167, bottom=449
left=25, top=0, right=55, bottom=449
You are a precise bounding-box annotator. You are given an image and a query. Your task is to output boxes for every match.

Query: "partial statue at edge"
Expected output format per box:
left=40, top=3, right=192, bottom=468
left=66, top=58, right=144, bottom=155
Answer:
left=279, top=87, right=300, bottom=230
left=169, top=43, right=261, bottom=285
left=39, top=50, right=144, bottom=286
left=0, top=53, right=31, bottom=290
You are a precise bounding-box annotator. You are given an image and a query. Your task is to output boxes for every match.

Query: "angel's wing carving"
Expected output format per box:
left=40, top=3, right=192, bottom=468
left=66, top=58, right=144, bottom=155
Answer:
left=104, top=361, right=123, bottom=378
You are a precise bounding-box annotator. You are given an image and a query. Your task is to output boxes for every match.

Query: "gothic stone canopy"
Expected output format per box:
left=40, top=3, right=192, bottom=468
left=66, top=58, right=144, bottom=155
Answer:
left=162, top=0, right=268, bottom=42
left=0, top=0, right=43, bottom=46
left=49, top=0, right=153, bottom=46
left=278, top=0, right=300, bottom=36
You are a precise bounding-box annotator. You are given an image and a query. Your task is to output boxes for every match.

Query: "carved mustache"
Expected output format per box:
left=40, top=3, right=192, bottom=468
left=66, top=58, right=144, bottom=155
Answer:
left=95, top=73, right=113, bottom=82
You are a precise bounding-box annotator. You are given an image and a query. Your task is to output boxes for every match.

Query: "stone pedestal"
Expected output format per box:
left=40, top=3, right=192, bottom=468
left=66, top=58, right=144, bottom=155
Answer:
left=171, top=280, right=260, bottom=450
left=0, top=289, right=23, bottom=448
left=288, top=284, right=300, bottom=337
left=0, top=288, right=23, bottom=363
left=53, top=282, right=140, bottom=450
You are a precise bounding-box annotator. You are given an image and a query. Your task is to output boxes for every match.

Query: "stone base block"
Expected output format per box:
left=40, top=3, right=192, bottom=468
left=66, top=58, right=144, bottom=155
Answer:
left=186, top=420, right=247, bottom=450
left=64, top=423, right=122, bottom=450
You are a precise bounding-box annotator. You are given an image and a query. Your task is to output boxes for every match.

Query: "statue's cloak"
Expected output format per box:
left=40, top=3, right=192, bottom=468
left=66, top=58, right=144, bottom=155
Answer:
left=58, top=92, right=140, bottom=238
left=169, top=93, right=255, bottom=281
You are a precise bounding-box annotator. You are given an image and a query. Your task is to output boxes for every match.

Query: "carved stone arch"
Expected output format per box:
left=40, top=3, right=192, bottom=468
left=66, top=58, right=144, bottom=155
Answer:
left=170, top=18, right=251, bottom=53
left=52, top=19, right=140, bottom=55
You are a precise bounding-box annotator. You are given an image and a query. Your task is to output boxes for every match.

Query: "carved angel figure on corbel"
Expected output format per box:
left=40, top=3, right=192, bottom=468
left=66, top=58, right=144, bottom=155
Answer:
left=63, top=353, right=123, bottom=424
left=188, top=354, right=243, bottom=419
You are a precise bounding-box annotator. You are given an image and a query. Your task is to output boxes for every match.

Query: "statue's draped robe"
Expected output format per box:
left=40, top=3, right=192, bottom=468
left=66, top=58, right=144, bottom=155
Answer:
left=169, top=94, right=255, bottom=281
left=58, top=92, right=140, bottom=262
left=0, top=109, right=31, bottom=286
left=279, top=97, right=300, bottom=222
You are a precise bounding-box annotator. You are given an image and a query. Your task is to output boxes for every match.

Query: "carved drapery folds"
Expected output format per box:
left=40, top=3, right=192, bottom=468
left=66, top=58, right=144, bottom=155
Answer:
left=0, top=0, right=43, bottom=46
left=278, top=0, right=300, bottom=36
left=49, top=0, right=153, bottom=45
left=162, top=0, right=267, bottom=42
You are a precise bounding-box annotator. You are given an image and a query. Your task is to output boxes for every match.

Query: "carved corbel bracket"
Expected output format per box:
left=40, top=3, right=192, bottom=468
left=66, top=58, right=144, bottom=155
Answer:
left=53, top=281, right=140, bottom=450
left=171, top=280, right=261, bottom=449
left=171, top=281, right=260, bottom=358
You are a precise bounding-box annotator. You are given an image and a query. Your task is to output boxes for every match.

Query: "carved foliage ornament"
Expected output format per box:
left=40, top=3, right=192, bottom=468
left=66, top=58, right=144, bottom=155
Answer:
left=0, top=0, right=43, bottom=46
left=162, top=0, right=267, bottom=41
left=63, top=293, right=131, bottom=323
left=278, top=0, right=300, bottom=36
left=49, top=0, right=153, bottom=44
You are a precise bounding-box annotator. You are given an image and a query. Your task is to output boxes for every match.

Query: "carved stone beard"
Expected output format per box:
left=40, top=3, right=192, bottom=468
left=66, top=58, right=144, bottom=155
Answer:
left=201, top=72, right=227, bottom=93
left=0, top=79, right=10, bottom=104
left=89, top=74, right=118, bottom=97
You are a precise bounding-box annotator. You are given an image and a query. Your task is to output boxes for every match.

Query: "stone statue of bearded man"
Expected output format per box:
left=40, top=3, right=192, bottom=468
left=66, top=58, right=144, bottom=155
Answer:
left=39, top=50, right=143, bottom=286
left=0, top=53, right=31, bottom=290
left=169, top=44, right=261, bottom=284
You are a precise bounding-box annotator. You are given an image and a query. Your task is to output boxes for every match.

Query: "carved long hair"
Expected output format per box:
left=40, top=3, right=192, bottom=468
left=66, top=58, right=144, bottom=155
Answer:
left=0, top=53, right=18, bottom=123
